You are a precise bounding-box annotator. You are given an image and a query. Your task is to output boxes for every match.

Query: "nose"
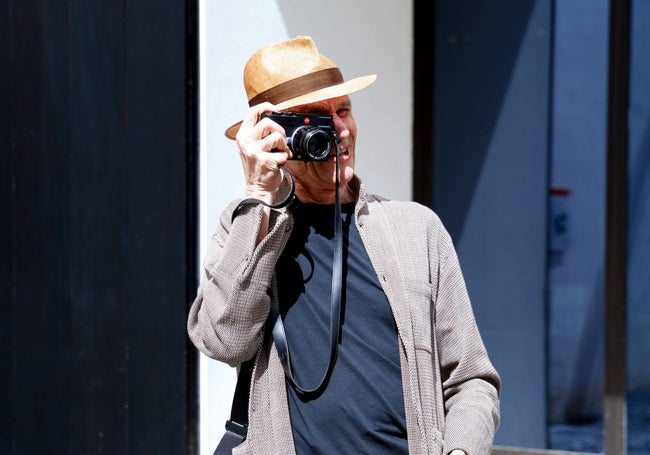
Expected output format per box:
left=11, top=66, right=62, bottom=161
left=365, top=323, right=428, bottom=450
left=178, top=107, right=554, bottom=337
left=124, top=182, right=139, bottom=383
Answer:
left=333, top=116, right=350, bottom=139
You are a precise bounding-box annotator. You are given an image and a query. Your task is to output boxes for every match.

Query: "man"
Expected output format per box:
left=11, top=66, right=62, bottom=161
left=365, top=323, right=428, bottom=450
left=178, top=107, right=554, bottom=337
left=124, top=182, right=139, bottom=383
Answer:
left=188, top=36, right=500, bottom=454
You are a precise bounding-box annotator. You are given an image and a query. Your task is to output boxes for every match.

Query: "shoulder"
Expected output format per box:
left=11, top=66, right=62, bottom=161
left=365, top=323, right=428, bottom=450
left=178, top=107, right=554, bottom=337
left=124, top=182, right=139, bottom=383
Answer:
left=360, top=189, right=455, bottom=254
left=363, top=191, right=445, bottom=230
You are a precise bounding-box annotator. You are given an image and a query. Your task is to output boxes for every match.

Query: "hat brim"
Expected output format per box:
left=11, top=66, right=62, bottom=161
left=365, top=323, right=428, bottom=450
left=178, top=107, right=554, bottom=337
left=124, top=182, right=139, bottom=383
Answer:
left=224, top=74, right=377, bottom=139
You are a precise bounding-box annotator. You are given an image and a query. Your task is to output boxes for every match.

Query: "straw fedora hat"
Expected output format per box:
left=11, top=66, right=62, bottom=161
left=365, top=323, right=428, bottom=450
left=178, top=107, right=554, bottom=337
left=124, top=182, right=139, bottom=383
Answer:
left=224, top=36, right=377, bottom=139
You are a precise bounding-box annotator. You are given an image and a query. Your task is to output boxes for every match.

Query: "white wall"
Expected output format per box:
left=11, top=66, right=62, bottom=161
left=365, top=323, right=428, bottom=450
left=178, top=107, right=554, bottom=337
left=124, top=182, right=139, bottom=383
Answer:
left=199, top=2, right=412, bottom=453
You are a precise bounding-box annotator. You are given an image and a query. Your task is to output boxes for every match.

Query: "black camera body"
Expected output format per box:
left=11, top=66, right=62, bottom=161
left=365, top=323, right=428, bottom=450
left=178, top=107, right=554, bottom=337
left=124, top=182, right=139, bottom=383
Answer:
left=262, top=112, right=337, bottom=161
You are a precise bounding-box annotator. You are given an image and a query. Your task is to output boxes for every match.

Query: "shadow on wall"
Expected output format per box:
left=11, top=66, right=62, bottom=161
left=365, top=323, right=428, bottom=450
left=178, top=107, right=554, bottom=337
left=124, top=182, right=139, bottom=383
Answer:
left=431, top=0, right=537, bottom=245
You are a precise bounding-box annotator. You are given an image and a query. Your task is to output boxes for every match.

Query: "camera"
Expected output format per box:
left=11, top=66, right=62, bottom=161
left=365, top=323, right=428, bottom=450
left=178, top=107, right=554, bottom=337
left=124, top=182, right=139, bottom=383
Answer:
left=262, top=112, right=337, bottom=161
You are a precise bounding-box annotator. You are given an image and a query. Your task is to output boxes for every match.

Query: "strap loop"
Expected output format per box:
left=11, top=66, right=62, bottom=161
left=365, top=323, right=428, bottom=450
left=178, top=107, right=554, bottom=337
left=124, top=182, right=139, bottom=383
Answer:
left=231, top=168, right=295, bottom=223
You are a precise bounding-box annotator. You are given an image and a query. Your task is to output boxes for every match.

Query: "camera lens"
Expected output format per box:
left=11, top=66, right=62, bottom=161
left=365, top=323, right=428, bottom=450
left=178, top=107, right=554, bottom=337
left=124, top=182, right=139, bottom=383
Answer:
left=291, top=127, right=331, bottom=161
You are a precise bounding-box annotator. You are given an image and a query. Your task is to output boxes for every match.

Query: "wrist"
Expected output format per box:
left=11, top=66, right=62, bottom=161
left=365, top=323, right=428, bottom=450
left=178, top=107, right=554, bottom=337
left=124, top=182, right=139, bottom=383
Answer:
left=244, top=190, right=276, bottom=205
left=246, top=168, right=285, bottom=204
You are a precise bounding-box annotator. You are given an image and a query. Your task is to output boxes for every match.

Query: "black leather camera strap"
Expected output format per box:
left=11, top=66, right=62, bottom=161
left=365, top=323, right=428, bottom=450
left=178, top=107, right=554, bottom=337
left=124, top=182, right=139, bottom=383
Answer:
left=225, top=358, right=253, bottom=436
left=231, top=168, right=296, bottom=223
left=229, top=141, right=343, bottom=396
left=269, top=151, right=343, bottom=396
left=214, top=358, right=253, bottom=455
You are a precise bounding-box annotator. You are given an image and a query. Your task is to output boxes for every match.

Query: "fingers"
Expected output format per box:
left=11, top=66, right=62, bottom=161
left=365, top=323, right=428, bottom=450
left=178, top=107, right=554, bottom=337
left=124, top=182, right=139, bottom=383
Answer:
left=237, top=102, right=289, bottom=154
left=235, top=103, right=291, bottom=201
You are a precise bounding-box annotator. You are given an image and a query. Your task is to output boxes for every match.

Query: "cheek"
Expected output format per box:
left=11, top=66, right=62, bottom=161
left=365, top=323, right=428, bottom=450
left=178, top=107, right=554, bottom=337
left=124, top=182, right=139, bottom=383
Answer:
left=336, top=118, right=357, bottom=138
left=347, top=122, right=357, bottom=139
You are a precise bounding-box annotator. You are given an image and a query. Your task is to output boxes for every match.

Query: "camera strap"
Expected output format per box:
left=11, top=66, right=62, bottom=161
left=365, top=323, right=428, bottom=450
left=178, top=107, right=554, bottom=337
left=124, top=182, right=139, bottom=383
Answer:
left=269, top=150, right=343, bottom=396
left=231, top=168, right=296, bottom=223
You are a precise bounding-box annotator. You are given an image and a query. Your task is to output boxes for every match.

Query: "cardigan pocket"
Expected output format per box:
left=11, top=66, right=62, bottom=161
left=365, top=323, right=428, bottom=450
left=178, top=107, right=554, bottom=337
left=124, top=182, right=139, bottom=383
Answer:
left=407, top=278, right=446, bottom=449
left=405, top=278, right=435, bottom=352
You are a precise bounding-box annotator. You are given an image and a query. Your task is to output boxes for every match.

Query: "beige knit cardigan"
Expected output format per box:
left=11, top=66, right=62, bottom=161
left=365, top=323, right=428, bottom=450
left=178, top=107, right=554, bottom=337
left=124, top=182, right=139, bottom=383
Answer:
left=188, top=179, right=501, bottom=455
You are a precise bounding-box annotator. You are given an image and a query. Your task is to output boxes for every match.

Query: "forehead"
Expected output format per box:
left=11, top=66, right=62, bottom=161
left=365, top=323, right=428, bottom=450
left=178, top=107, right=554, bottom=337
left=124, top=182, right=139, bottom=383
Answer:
left=289, top=96, right=351, bottom=114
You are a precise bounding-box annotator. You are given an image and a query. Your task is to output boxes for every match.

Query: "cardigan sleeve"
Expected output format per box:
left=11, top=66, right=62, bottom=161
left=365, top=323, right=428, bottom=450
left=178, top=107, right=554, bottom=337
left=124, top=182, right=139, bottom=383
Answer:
left=434, top=231, right=501, bottom=455
left=187, top=201, right=292, bottom=367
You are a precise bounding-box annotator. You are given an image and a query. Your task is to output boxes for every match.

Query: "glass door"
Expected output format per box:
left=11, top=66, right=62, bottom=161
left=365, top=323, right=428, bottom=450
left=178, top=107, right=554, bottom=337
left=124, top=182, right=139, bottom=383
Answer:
left=626, top=0, right=650, bottom=453
left=417, top=0, right=642, bottom=453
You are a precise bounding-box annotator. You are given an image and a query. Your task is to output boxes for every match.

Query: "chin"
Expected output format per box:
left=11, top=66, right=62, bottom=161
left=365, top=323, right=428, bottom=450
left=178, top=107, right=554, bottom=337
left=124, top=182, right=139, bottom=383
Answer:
left=338, top=166, right=355, bottom=185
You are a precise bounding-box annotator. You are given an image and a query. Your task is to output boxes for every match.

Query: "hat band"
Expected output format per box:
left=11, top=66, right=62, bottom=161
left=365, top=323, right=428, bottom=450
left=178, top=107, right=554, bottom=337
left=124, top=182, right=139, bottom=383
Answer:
left=248, top=68, right=344, bottom=107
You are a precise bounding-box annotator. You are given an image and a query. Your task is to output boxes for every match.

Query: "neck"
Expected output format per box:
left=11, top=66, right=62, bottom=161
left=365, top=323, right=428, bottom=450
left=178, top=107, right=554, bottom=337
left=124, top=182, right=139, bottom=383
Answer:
left=294, top=183, right=357, bottom=205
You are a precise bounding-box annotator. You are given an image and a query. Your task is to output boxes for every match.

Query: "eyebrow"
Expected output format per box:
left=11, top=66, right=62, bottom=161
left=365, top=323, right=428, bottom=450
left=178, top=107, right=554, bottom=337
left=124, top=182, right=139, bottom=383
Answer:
left=337, top=100, right=352, bottom=111
left=291, top=99, right=351, bottom=115
left=294, top=102, right=329, bottom=114
left=305, top=105, right=330, bottom=115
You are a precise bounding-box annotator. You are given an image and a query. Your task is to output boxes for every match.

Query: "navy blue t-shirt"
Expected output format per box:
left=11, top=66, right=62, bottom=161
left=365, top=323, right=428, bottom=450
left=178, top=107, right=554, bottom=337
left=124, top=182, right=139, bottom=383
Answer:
left=276, top=201, right=408, bottom=454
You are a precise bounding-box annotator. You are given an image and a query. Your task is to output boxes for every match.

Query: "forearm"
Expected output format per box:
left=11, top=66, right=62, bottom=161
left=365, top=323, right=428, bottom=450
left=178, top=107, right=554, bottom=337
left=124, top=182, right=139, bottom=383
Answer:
left=435, top=233, right=501, bottom=454
left=437, top=307, right=501, bottom=455
left=442, top=378, right=500, bottom=455
left=187, top=201, right=291, bottom=366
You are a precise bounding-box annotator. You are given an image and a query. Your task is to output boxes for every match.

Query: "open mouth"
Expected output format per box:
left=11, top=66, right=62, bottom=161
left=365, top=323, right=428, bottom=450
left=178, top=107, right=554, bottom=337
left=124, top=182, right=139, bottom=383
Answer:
left=330, top=148, right=350, bottom=159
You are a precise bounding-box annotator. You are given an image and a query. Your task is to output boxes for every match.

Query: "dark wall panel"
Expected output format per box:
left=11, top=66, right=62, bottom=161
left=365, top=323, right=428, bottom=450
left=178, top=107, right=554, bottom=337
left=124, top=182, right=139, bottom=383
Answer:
left=1, top=0, right=197, bottom=453
left=0, top=0, right=13, bottom=451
